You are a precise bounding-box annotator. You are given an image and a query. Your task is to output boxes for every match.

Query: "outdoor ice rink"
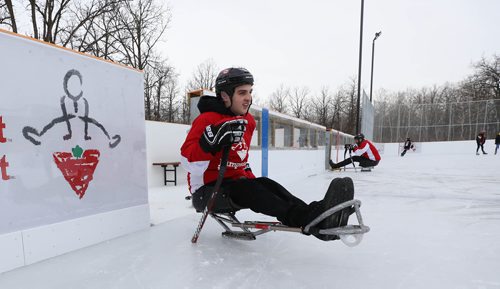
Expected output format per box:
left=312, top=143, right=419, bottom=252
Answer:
left=1, top=148, right=499, bottom=289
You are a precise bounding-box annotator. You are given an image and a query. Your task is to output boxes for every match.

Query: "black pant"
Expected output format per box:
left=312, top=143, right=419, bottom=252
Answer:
left=476, top=143, right=486, bottom=154
left=192, top=177, right=312, bottom=227
left=337, top=156, right=379, bottom=168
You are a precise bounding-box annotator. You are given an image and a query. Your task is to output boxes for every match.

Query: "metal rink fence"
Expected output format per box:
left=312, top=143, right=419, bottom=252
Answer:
left=361, top=90, right=375, bottom=141
left=374, top=99, right=500, bottom=143
left=250, top=107, right=327, bottom=149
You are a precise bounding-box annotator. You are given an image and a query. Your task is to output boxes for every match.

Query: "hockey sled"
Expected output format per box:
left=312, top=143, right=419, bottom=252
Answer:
left=209, top=199, right=370, bottom=246
left=191, top=148, right=370, bottom=245
left=332, top=166, right=374, bottom=172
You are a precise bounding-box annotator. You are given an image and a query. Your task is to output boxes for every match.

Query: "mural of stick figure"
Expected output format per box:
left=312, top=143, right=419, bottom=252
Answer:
left=23, top=69, right=121, bottom=148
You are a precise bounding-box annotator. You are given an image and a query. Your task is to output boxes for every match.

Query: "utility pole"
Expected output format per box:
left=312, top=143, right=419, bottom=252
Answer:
left=355, top=0, right=365, bottom=134
left=369, top=31, right=382, bottom=102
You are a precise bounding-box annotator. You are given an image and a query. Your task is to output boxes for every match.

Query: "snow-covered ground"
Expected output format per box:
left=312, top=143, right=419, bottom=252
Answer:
left=1, top=150, right=499, bottom=289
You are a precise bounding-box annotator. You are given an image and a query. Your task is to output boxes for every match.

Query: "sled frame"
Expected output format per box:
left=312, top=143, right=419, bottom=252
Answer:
left=210, top=199, right=370, bottom=241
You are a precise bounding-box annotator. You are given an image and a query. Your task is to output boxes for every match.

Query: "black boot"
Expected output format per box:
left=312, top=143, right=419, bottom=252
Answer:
left=312, top=177, right=355, bottom=241
left=329, top=160, right=340, bottom=169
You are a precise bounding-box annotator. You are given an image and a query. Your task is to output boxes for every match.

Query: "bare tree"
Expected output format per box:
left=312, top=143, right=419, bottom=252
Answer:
left=114, top=0, right=171, bottom=70
left=310, top=87, right=332, bottom=127
left=21, top=0, right=122, bottom=45
left=143, top=67, right=154, bottom=120
left=0, top=2, right=7, bottom=26
left=1, top=0, right=17, bottom=32
left=269, top=84, right=289, bottom=114
left=153, top=63, right=175, bottom=121
left=330, top=90, right=348, bottom=131
left=63, top=1, right=124, bottom=60
left=161, top=77, right=180, bottom=123
left=143, top=56, right=176, bottom=120
left=186, top=59, right=218, bottom=92
left=471, top=55, right=500, bottom=99
left=337, top=77, right=358, bottom=135
left=288, top=86, right=309, bottom=119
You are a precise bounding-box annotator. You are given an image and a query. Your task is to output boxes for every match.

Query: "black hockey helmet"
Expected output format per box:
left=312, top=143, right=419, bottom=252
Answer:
left=354, top=133, right=365, bottom=141
left=215, top=67, right=254, bottom=98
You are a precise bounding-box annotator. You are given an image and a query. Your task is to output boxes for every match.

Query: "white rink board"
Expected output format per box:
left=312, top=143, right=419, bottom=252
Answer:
left=0, top=30, right=149, bottom=272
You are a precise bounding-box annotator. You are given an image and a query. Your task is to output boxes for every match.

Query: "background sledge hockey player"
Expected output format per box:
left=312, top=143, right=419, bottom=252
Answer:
left=401, top=137, right=414, bottom=157
left=180, top=67, right=354, bottom=241
left=329, top=133, right=381, bottom=169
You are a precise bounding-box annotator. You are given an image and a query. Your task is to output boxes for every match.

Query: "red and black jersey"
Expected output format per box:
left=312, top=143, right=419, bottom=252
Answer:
left=353, top=139, right=381, bottom=161
left=180, top=96, right=256, bottom=194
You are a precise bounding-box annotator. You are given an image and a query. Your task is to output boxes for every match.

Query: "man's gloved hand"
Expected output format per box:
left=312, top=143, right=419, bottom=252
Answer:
left=344, top=144, right=354, bottom=151
left=199, top=118, right=248, bottom=154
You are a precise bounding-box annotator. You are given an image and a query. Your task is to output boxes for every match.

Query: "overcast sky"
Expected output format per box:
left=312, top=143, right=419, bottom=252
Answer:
left=161, top=0, right=499, bottom=102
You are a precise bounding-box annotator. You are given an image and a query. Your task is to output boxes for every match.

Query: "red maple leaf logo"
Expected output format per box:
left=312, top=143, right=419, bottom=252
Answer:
left=53, top=149, right=100, bottom=199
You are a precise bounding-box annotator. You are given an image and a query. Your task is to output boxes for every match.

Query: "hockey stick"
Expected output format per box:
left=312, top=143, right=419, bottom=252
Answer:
left=349, top=149, right=357, bottom=172
left=343, top=145, right=349, bottom=172
left=191, top=146, right=231, bottom=243
left=343, top=145, right=357, bottom=172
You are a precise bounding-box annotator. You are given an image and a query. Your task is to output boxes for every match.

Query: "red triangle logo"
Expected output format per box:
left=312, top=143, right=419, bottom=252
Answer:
left=53, top=149, right=100, bottom=199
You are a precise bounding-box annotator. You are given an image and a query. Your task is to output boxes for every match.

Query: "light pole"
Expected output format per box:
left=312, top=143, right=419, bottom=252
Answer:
left=369, top=31, right=382, bottom=102
left=355, top=0, right=364, bottom=135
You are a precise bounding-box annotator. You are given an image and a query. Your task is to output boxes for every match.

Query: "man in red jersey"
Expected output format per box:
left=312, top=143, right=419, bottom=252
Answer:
left=180, top=67, right=354, bottom=241
left=329, top=133, right=381, bottom=169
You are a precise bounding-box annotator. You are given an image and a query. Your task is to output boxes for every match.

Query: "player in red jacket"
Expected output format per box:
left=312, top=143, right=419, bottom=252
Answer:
left=329, top=133, right=381, bottom=169
left=181, top=67, right=354, bottom=241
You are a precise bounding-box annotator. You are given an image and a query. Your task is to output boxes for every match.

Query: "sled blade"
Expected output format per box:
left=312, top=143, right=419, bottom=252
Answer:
left=222, top=231, right=257, bottom=241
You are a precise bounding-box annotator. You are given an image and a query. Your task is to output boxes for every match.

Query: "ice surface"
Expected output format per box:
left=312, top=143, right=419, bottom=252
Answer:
left=1, top=150, right=500, bottom=289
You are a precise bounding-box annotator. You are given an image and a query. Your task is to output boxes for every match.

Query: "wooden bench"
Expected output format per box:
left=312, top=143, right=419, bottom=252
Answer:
left=152, top=162, right=181, bottom=186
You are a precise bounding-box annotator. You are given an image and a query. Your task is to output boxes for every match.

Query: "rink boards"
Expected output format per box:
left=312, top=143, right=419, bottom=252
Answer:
left=0, top=29, right=149, bottom=273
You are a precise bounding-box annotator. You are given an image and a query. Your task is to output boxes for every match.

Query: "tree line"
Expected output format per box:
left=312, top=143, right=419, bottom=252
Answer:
left=374, top=55, right=500, bottom=142
left=2, top=1, right=499, bottom=139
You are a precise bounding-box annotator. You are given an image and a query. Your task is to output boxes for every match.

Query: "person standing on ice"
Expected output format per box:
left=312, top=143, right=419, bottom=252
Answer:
left=495, top=132, right=500, bottom=155
left=180, top=67, right=354, bottom=241
left=476, top=131, right=487, bottom=155
left=329, top=133, right=381, bottom=169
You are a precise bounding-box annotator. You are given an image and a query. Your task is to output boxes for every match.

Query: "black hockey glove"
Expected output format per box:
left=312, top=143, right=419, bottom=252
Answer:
left=344, top=144, right=354, bottom=151
left=199, top=118, right=248, bottom=154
